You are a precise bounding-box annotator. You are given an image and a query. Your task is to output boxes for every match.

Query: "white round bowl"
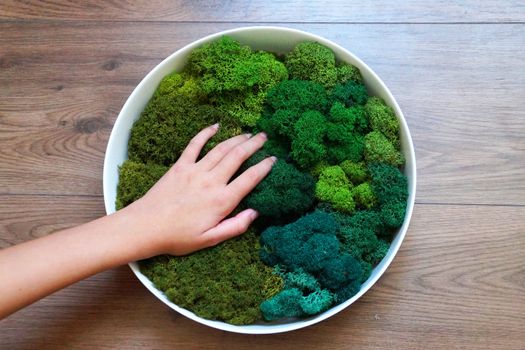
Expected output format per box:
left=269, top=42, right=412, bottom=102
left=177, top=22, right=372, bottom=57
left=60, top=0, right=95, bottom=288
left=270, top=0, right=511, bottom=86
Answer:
left=103, top=26, right=416, bottom=334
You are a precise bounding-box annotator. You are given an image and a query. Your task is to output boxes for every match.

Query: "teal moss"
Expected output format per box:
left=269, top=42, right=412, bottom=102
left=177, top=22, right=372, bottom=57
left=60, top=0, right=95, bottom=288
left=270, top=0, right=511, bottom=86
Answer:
left=259, top=211, right=364, bottom=320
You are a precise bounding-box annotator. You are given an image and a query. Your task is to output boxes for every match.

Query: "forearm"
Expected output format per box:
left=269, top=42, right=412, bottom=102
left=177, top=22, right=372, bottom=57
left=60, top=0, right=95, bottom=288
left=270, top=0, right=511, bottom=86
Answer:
left=0, top=205, right=156, bottom=319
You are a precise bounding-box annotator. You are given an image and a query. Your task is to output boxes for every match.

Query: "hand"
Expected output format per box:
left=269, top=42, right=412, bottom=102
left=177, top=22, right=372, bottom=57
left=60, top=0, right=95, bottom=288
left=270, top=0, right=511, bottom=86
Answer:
left=124, top=124, right=276, bottom=256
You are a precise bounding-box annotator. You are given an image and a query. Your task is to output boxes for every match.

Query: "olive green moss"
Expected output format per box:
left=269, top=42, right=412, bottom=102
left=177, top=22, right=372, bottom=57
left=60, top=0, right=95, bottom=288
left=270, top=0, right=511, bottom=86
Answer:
left=141, top=230, right=283, bottom=325
left=116, top=160, right=169, bottom=210
left=116, top=37, right=409, bottom=324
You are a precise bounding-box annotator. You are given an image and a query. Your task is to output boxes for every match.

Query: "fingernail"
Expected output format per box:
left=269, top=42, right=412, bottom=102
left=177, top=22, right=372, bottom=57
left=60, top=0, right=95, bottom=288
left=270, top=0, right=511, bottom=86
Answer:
left=258, top=132, right=267, bottom=140
left=244, top=133, right=252, bottom=138
left=249, top=209, right=259, bottom=220
left=211, top=123, right=220, bottom=130
left=270, top=156, right=277, bottom=164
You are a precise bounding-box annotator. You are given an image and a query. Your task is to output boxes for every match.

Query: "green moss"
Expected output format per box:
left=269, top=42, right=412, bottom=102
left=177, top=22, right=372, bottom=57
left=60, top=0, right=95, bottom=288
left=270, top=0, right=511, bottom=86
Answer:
left=285, top=41, right=338, bottom=88
left=242, top=151, right=316, bottom=219
left=329, top=81, right=369, bottom=107
left=315, top=166, right=355, bottom=213
left=364, top=131, right=405, bottom=167
left=140, top=230, right=283, bottom=325
left=127, top=89, right=224, bottom=166
left=365, top=97, right=400, bottom=145
left=291, top=110, right=328, bottom=169
left=352, top=182, right=377, bottom=209
left=116, top=160, right=169, bottom=210
left=118, top=37, right=410, bottom=324
left=369, top=163, right=409, bottom=229
left=263, top=79, right=328, bottom=115
left=325, top=102, right=366, bottom=163
left=336, top=64, right=362, bottom=83
left=340, top=161, right=368, bottom=184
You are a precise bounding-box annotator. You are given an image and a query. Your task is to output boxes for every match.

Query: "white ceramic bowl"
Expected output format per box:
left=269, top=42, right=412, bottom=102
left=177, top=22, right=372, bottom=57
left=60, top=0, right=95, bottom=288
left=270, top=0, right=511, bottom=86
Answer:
left=103, top=26, right=416, bottom=334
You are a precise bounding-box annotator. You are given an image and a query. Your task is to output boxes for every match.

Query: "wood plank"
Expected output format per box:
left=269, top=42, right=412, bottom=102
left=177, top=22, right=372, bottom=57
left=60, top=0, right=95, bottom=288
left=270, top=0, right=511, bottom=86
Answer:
left=0, top=200, right=523, bottom=349
left=1, top=22, right=524, bottom=205
left=0, top=0, right=524, bottom=23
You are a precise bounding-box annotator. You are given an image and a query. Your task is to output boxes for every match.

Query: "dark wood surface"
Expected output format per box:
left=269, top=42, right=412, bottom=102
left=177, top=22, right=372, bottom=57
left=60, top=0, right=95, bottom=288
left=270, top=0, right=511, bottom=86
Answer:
left=1, top=2, right=524, bottom=349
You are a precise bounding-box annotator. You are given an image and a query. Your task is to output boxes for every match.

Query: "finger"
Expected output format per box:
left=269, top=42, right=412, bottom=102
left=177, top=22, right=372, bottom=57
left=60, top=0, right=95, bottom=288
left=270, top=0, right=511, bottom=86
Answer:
left=213, top=132, right=267, bottom=182
left=177, top=123, right=219, bottom=164
left=199, top=209, right=258, bottom=248
left=227, top=156, right=276, bottom=203
left=197, top=133, right=252, bottom=170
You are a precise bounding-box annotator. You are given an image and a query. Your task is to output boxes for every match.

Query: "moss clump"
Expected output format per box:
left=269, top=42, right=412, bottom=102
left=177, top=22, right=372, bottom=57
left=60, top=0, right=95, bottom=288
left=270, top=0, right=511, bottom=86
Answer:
left=141, top=230, right=283, bottom=325
left=259, top=211, right=364, bottom=320
left=187, top=36, right=288, bottom=128
left=329, top=81, right=369, bottom=107
left=315, top=165, right=355, bottom=213
left=291, top=110, right=328, bottom=168
left=365, top=97, right=400, bottom=145
left=369, top=162, right=409, bottom=229
left=340, top=160, right=368, bottom=184
left=337, top=64, right=362, bottom=83
left=285, top=41, right=338, bottom=88
left=364, top=131, right=405, bottom=167
left=116, top=160, right=169, bottom=210
left=242, top=151, right=316, bottom=219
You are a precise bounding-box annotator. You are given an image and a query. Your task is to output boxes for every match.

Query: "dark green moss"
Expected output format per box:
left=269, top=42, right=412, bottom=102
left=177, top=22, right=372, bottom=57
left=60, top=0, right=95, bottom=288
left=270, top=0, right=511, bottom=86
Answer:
left=116, top=160, right=169, bottom=210
left=262, top=79, right=328, bottom=116
left=291, top=110, right=328, bottom=169
left=329, top=81, right=369, bottom=107
left=242, top=151, right=316, bottom=219
left=141, top=230, right=283, bottom=325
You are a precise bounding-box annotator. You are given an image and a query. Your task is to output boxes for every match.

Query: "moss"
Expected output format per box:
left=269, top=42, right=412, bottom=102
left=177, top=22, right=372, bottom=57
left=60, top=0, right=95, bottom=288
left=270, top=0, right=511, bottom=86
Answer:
left=369, top=163, right=409, bottom=229
left=364, top=131, right=405, bottom=167
left=127, top=89, right=224, bottom=166
left=352, top=182, right=377, bottom=209
left=329, top=81, right=369, bottom=107
left=315, top=166, right=355, bottom=213
left=291, top=110, right=328, bottom=169
left=365, top=97, right=400, bottom=145
left=263, top=79, right=328, bottom=115
left=118, top=37, right=410, bottom=324
left=140, top=230, right=283, bottom=325
left=259, top=211, right=364, bottom=320
left=116, top=160, right=169, bottom=210
left=340, top=161, right=368, bottom=184
left=337, top=64, right=362, bottom=83
left=242, top=151, right=316, bottom=219
left=325, top=102, right=367, bottom=163
left=188, top=36, right=287, bottom=94
left=285, top=41, right=338, bottom=88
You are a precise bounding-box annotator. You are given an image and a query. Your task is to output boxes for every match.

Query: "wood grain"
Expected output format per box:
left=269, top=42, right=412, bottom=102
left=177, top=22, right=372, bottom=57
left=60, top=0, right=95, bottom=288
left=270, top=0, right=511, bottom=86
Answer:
left=0, top=0, right=524, bottom=23
left=1, top=3, right=524, bottom=349
left=1, top=22, right=524, bottom=204
left=0, top=201, right=523, bottom=349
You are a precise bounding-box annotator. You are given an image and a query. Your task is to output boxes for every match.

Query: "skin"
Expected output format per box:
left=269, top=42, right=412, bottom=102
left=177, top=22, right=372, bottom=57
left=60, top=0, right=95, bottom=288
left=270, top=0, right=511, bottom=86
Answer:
left=0, top=124, right=276, bottom=319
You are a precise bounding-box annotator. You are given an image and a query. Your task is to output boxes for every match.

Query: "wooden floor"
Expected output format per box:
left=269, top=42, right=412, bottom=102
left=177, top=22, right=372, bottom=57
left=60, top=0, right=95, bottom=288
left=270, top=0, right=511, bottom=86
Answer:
left=1, top=2, right=524, bottom=349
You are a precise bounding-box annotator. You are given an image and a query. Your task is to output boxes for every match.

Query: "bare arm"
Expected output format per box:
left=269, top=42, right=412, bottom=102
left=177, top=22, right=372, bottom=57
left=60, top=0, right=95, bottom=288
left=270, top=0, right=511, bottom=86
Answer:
left=0, top=125, right=274, bottom=319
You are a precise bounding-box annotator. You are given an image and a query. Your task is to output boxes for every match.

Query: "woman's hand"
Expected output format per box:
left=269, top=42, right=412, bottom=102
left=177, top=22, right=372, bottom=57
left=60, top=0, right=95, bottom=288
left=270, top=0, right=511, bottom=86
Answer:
left=0, top=125, right=275, bottom=318
left=123, top=124, right=275, bottom=256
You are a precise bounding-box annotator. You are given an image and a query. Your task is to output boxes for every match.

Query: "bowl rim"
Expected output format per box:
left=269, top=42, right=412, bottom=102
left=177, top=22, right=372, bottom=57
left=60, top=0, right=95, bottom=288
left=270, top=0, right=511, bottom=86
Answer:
left=103, top=25, right=417, bottom=334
